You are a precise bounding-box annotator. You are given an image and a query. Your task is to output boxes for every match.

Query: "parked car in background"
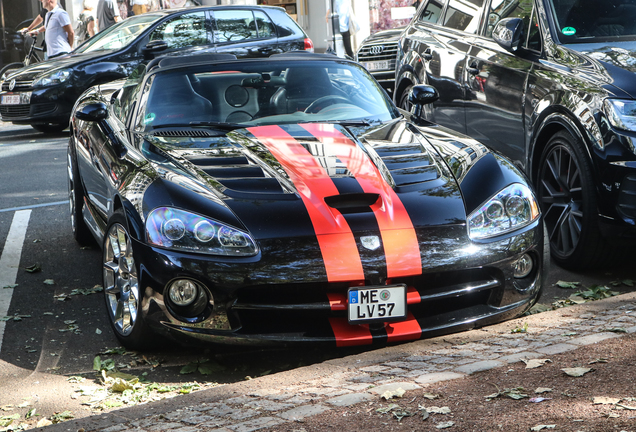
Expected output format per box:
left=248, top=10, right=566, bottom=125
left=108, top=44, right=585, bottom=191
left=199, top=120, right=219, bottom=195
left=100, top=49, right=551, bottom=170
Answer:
left=68, top=52, right=546, bottom=349
left=0, top=5, right=313, bottom=133
left=395, top=0, right=636, bottom=270
left=355, top=26, right=404, bottom=97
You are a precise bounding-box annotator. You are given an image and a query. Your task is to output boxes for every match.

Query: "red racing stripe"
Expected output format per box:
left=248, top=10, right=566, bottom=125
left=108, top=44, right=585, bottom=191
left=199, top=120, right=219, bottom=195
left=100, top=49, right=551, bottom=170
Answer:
left=327, top=292, right=347, bottom=311
left=328, top=317, right=373, bottom=347
left=299, top=123, right=422, bottom=278
left=385, top=312, right=422, bottom=343
left=247, top=125, right=365, bottom=282
left=407, top=286, right=422, bottom=304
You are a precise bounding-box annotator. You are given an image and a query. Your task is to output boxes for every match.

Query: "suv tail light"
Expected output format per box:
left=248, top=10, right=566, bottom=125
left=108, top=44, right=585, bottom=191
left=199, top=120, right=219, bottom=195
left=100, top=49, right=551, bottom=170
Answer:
left=304, top=38, right=314, bottom=52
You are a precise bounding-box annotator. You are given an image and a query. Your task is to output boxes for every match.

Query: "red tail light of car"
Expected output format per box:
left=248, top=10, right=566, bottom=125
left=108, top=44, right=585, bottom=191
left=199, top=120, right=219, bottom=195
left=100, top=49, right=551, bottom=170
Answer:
left=304, top=38, right=314, bottom=52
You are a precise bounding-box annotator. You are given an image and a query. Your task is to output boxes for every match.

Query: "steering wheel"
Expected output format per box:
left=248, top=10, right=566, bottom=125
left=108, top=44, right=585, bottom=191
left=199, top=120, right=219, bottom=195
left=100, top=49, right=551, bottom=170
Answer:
left=305, top=95, right=353, bottom=114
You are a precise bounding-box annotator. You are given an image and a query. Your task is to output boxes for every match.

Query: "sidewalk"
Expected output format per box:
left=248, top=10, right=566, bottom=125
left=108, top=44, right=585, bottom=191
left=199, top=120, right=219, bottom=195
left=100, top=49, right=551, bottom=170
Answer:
left=37, top=292, right=636, bottom=432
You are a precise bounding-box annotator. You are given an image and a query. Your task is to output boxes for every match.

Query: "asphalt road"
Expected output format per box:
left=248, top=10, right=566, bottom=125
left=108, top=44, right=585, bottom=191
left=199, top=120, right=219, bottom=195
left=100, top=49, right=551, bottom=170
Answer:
left=0, top=123, right=635, bottom=423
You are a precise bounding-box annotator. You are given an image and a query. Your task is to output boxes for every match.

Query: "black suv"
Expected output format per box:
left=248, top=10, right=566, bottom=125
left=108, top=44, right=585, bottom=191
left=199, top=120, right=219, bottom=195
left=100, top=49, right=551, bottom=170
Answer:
left=0, top=5, right=312, bottom=133
left=355, top=26, right=404, bottom=97
left=396, top=0, right=636, bottom=269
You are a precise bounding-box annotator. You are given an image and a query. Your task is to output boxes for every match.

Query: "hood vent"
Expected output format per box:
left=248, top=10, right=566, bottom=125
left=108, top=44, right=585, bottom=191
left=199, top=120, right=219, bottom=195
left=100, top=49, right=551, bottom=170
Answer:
left=184, top=154, right=287, bottom=196
left=371, top=142, right=440, bottom=187
left=152, top=129, right=215, bottom=137
left=324, top=193, right=379, bottom=214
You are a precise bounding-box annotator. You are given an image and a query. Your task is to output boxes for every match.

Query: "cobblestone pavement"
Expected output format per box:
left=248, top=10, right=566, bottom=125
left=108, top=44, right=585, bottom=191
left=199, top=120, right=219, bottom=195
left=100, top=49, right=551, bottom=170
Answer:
left=40, top=292, right=636, bottom=432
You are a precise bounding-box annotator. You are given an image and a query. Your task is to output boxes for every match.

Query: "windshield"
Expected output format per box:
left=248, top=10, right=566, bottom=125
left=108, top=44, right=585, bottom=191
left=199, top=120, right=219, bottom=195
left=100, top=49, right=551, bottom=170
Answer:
left=549, top=0, right=636, bottom=42
left=137, top=60, right=400, bottom=132
left=74, top=13, right=160, bottom=53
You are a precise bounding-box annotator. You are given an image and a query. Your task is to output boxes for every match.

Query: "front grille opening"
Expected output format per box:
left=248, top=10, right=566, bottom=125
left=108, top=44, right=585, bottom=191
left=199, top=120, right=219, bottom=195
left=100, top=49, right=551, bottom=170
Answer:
left=229, top=269, right=502, bottom=338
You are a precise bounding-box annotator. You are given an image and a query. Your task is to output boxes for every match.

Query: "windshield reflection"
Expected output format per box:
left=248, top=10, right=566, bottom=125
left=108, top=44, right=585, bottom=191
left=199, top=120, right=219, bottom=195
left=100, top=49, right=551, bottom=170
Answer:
left=74, top=14, right=160, bottom=53
left=549, top=0, right=636, bottom=42
left=138, top=60, right=400, bottom=133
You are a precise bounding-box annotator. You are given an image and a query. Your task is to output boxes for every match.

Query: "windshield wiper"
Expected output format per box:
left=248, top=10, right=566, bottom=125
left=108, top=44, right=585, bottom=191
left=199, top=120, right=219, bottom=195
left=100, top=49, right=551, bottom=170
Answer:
left=150, top=122, right=250, bottom=131
left=189, top=121, right=250, bottom=130
left=302, top=120, right=371, bottom=127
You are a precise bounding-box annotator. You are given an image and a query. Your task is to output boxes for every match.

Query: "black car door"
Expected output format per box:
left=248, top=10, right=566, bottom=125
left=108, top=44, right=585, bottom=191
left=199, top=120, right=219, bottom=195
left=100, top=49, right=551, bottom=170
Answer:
left=146, top=10, right=212, bottom=55
left=463, top=0, right=541, bottom=166
left=408, top=0, right=488, bottom=134
left=211, top=9, right=283, bottom=58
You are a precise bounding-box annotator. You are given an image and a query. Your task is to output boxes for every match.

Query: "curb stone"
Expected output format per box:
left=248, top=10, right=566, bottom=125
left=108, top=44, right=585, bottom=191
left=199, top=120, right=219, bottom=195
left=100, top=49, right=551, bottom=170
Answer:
left=39, top=292, right=636, bottom=432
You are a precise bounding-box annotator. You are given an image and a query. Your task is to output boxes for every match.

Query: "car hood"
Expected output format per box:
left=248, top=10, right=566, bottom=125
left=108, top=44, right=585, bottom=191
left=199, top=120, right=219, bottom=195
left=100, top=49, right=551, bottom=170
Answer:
left=563, top=41, right=636, bottom=99
left=6, top=50, right=109, bottom=80
left=146, top=121, right=468, bottom=240
left=361, top=26, right=405, bottom=44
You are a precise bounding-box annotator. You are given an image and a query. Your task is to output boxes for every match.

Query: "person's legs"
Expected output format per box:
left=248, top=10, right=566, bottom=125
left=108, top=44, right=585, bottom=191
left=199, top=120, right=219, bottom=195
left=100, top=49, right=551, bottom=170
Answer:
left=341, top=29, right=353, bottom=58
left=132, top=4, right=147, bottom=15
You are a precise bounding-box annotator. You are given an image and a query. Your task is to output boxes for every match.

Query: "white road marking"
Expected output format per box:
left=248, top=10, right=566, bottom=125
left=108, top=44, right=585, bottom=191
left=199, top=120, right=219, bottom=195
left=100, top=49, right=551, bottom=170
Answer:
left=0, top=200, right=67, bottom=213
left=0, top=210, right=32, bottom=353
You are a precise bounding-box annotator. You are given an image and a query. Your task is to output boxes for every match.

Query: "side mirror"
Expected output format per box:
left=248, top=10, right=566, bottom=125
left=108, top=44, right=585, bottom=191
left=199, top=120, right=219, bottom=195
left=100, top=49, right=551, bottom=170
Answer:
left=408, top=84, right=439, bottom=119
left=142, top=40, right=168, bottom=60
left=493, top=18, right=524, bottom=52
left=75, top=102, right=108, bottom=122
left=409, top=85, right=439, bottom=106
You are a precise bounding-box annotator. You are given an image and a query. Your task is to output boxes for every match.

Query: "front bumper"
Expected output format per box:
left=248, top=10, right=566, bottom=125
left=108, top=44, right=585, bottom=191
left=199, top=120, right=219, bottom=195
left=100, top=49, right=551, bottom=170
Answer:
left=132, top=221, right=546, bottom=347
left=0, top=84, right=75, bottom=125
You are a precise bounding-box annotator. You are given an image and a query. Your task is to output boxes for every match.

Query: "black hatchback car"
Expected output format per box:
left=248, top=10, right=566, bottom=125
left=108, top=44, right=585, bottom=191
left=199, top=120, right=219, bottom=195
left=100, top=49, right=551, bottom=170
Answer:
left=396, top=0, right=636, bottom=269
left=0, top=5, right=313, bottom=133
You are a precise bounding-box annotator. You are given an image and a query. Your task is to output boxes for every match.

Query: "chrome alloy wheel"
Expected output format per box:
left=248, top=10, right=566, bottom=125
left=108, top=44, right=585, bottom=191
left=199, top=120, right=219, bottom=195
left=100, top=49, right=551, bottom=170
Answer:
left=67, top=152, right=77, bottom=233
left=103, top=223, right=140, bottom=336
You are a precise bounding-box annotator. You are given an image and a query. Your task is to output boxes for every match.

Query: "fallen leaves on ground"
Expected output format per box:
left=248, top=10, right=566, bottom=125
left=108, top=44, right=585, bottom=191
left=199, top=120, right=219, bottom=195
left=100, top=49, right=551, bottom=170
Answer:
left=485, top=385, right=529, bottom=401
left=381, top=388, right=406, bottom=400
left=562, top=367, right=593, bottom=377
left=522, top=358, right=551, bottom=369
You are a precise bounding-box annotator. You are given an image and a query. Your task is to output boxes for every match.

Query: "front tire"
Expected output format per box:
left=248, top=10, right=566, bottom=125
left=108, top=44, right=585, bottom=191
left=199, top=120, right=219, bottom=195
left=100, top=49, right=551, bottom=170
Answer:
left=67, top=142, right=93, bottom=245
left=103, top=210, right=154, bottom=350
left=536, top=130, right=612, bottom=269
left=31, top=123, right=67, bottom=133
left=398, top=84, right=413, bottom=112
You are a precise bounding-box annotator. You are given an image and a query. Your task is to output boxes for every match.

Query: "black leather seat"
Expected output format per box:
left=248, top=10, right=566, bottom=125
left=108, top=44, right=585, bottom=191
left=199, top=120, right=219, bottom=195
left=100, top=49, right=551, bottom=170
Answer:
left=147, top=75, right=215, bottom=125
left=270, top=67, right=335, bottom=115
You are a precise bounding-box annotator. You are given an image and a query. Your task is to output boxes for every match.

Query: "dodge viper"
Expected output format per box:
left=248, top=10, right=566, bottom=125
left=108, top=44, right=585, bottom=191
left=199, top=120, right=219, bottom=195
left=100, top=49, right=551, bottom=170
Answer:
left=68, top=52, right=547, bottom=350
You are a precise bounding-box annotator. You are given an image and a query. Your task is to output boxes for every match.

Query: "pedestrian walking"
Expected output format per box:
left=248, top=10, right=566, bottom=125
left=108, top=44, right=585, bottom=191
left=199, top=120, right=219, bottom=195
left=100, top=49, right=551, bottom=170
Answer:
left=327, top=0, right=356, bottom=58
left=96, top=0, right=121, bottom=32
left=132, top=0, right=149, bottom=15
left=75, top=0, right=97, bottom=47
left=33, top=0, right=74, bottom=59
left=20, top=0, right=47, bottom=35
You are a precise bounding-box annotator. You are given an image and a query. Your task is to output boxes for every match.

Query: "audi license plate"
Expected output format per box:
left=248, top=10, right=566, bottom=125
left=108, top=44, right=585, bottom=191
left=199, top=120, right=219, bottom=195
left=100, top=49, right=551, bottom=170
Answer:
left=363, top=60, right=389, bottom=71
left=348, top=284, right=407, bottom=324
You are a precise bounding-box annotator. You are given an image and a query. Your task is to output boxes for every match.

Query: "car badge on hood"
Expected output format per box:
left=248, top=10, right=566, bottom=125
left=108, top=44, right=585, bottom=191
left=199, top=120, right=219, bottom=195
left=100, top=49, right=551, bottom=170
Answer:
left=361, top=235, right=381, bottom=251
left=9, top=80, right=16, bottom=91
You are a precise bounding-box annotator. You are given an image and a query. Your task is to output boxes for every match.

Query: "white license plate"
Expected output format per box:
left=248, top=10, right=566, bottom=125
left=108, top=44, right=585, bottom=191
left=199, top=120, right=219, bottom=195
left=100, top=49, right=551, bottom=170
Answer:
left=363, top=60, right=389, bottom=71
left=1, top=94, right=20, bottom=105
left=348, top=284, right=407, bottom=324
left=1, top=92, right=30, bottom=105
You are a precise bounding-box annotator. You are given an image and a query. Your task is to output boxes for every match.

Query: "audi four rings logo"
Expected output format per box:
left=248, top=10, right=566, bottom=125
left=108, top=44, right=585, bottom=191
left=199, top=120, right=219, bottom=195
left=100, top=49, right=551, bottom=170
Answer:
left=9, top=80, right=16, bottom=91
left=370, top=45, right=384, bottom=55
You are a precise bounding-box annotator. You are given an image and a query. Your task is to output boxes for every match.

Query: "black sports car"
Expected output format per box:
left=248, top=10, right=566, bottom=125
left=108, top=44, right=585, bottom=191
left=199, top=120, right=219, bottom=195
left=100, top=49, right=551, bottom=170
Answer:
left=68, top=52, right=547, bottom=350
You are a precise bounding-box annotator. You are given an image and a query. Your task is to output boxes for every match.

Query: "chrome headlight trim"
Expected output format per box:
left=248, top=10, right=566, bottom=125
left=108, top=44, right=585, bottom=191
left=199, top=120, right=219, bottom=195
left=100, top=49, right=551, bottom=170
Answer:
left=468, top=183, right=540, bottom=240
left=146, top=207, right=258, bottom=256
